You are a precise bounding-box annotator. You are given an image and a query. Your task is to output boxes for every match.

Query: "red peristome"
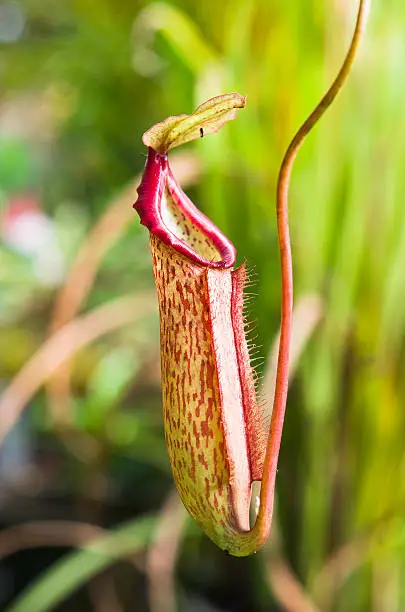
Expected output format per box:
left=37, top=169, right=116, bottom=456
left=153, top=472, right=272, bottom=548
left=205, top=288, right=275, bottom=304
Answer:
left=134, top=148, right=236, bottom=268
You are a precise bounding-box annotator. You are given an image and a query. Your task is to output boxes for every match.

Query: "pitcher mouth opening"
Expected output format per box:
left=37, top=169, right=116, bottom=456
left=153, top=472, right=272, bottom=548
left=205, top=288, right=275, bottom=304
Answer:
left=134, top=148, right=236, bottom=269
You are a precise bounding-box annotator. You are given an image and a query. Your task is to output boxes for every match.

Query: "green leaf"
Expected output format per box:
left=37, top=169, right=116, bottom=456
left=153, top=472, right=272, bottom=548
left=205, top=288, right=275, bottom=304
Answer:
left=5, top=515, right=156, bottom=612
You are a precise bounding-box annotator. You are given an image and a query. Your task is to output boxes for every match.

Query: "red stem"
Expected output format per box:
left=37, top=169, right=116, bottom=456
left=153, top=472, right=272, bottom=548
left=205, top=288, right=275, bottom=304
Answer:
left=251, top=0, right=370, bottom=547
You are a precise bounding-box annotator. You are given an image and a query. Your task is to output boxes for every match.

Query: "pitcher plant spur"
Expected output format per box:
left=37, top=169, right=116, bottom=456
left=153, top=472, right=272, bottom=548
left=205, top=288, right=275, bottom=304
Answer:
left=133, top=0, right=369, bottom=557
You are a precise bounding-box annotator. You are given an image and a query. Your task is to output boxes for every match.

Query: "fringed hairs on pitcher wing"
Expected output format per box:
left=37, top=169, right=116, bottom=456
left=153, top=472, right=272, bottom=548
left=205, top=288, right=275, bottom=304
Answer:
left=132, top=0, right=369, bottom=558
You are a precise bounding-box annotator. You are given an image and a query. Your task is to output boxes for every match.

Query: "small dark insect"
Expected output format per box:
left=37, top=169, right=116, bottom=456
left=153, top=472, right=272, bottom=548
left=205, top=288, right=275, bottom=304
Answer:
left=200, top=127, right=204, bottom=138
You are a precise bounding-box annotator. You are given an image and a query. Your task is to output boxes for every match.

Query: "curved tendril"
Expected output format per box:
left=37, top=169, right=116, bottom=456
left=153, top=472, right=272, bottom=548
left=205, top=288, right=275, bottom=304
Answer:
left=253, top=0, right=370, bottom=543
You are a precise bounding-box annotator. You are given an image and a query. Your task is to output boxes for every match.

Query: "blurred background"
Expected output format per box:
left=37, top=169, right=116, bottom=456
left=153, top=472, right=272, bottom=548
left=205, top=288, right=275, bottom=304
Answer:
left=0, top=0, right=404, bottom=610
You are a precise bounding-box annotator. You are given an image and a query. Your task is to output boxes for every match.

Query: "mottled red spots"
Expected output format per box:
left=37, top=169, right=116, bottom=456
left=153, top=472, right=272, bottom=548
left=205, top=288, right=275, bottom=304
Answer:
left=192, top=420, right=200, bottom=449
left=206, top=397, right=214, bottom=421
left=176, top=279, right=191, bottom=311
left=198, top=453, right=209, bottom=470
left=201, top=420, right=210, bottom=437
left=181, top=371, right=187, bottom=416
left=199, top=361, right=205, bottom=390
left=189, top=452, right=196, bottom=482
left=205, top=362, right=215, bottom=394
left=205, top=478, right=211, bottom=502
left=150, top=235, right=246, bottom=546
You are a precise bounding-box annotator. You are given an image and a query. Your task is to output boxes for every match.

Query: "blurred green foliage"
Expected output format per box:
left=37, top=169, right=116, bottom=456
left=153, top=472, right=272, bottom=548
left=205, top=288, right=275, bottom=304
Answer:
left=0, top=0, right=404, bottom=610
